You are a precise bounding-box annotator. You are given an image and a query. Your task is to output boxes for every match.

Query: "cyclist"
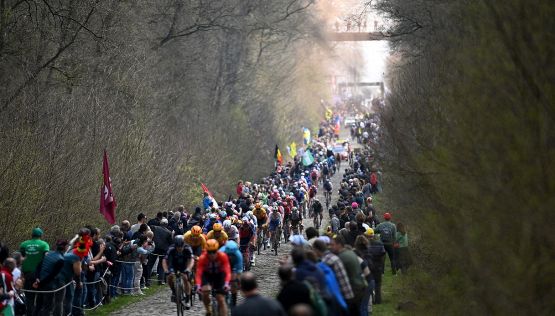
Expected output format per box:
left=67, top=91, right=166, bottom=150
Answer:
left=219, top=240, right=243, bottom=306
left=252, top=203, right=268, bottom=248
left=223, top=220, right=239, bottom=243
left=289, top=206, right=304, bottom=235
left=163, top=236, right=194, bottom=308
left=184, top=225, right=207, bottom=257
left=195, top=239, right=231, bottom=316
left=323, top=178, right=333, bottom=207
left=238, top=218, right=256, bottom=267
left=311, top=198, right=323, bottom=229
left=206, top=223, right=229, bottom=247
left=308, top=184, right=318, bottom=212
left=268, top=206, right=282, bottom=252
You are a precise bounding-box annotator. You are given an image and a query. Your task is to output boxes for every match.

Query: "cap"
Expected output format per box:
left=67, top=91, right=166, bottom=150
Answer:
left=160, top=218, right=169, bottom=225
left=365, top=228, right=374, bottom=237
left=32, top=227, right=44, bottom=237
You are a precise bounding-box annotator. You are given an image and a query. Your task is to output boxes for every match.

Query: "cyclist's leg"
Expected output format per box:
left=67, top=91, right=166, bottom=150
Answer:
left=201, top=275, right=212, bottom=312
left=168, top=273, right=176, bottom=294
left=182, top=273, right=191, bottom=304
left=212, top=274, right=228, bottom=316
left=216, top=293, right=227, bottom=316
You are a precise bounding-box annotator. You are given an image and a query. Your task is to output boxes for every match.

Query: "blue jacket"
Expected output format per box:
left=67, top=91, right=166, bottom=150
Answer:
left=219, top=243, right=243, bottom=274
left=318, top=261, right=347, bottom=311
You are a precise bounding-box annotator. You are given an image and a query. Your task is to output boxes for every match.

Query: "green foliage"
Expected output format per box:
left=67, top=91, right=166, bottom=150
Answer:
left=376, top=0, right=555, bottom=314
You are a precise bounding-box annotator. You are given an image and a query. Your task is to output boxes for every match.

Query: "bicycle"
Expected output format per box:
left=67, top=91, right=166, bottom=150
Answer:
left=256, top=228, right=264, bottom=255
left=270, top=227, right=280, bottom=256
left=240, top=244, right=251, bottom=271
left=210, top=288, right=229, bottom=316
left=282, top=218, right=290, bottom=242
left=324, top=190, right=331, bottom=209
left=313, top=211, right=322, bottom=230
left=174, top=271, right=187, bottom=316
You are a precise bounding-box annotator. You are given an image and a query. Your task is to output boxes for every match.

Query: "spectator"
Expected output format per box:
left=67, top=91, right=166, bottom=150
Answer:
left=54, top=239, right=81, bottom=315
left=290, top=248, right=327, bottom=297
left=365, top=229, right=385, bottom=304
left=289, top=304, right=314, bottom=316
left=306, top=248, right=347, bottom=315
left=0, top=258, right=16, bottom=316
left=330, top=235, right=367, bottom=316
left=147, top=212, right=163, bottom=228
left=312, top=239, right=353, bottom=306
left=305, top=227, right=319, bottom=247
left=147, top=218, right=172, bottom=286
left=231, top=272, right=286, bottom=316
left=395, top=223, right=412, bottom=273
left=87, top=227, right=106, bottom=307
left=34, top=239, right=67, bottom=315
left=354, top=235, right=375, bottom=316
left=276, top=265, right=311, bottom=314
left=11, top=252, right=22, bottom=286
left=121, top=220, right=132, bottom=241
left=130, top=213, right=147, bottom=235
left=19, top=227, right=49, bottom=315
left=375, top=212, right=397, bottom=274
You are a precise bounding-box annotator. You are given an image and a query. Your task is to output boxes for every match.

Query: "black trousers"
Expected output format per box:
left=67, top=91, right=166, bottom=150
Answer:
left=383, top=243, right=396, bottom=274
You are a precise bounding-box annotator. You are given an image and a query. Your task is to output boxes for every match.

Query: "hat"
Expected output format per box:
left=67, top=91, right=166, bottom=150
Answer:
left=351, top=202, right=358, bottom=209
left=32, top=227, right=44, bottom=237
left=365, top=228, right=374, bottom=237
left=384, top=212, right=392, bottom=220
left=160, top=218, right=169, bottom=225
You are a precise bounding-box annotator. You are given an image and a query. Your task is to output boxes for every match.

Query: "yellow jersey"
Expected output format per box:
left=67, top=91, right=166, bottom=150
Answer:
left=206, top=231, right=228, bottom=246
left=184, top=231, right=207, bottom=249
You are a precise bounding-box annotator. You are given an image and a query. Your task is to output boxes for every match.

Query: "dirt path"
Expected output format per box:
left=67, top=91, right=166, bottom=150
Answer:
left=110, top=135, right=353, bottom=315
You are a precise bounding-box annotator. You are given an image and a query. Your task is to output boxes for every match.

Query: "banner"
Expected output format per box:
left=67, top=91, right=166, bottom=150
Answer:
left=99, top=150, right=117, bottom=224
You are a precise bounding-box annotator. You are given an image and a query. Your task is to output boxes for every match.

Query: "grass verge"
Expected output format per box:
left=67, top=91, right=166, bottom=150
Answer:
left=87, top=284, right=164, bottom=316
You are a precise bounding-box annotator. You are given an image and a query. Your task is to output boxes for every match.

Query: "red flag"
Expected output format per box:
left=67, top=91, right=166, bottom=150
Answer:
left=201, top=183, right=213, bottom=197
left=99, top=150, right=116, bottom=224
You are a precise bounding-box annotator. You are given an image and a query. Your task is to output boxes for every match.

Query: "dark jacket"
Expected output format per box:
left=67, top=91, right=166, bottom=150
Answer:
left=152, top=225, right=173, bottom=255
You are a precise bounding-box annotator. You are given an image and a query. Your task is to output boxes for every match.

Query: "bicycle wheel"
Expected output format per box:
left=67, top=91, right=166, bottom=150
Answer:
left=175, top=276, right=183, bottom=316
left=189, top=274, right=195, bottom=307
left=211, top=291, right=219, bottom=316
left=257, top=233, right=262, bottom=255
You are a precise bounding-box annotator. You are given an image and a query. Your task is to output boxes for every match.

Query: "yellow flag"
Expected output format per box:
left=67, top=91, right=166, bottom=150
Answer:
left=325, top=108, right=333, bottom=120
left=290, top=142, right=297, bottom=158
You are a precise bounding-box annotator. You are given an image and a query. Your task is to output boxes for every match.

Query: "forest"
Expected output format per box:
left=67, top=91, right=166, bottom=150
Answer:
left=375, top=0, right=555, bottom=314
left=0, top=0, right=329, bottom=246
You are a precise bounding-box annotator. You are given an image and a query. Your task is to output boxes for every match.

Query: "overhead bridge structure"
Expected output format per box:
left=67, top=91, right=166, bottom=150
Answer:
left=327, top=32, right=389, bottom=42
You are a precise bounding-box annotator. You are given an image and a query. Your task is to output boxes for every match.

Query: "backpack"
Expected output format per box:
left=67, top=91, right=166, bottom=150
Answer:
left=324, top=181, right=332, bottom=191
left=379, top=225, right=394, bottom=243
left=303, top=280, right=328, bottom=316
left=291, top=210, right=300, bottom=221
